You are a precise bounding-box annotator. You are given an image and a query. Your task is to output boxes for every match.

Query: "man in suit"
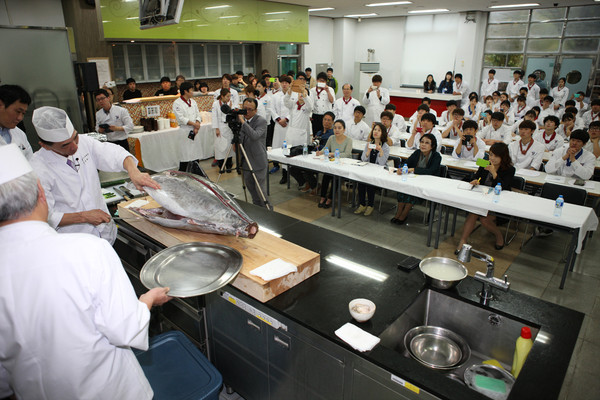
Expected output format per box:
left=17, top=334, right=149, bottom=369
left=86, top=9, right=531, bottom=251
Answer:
left=238, top=98, right=270, bottom=208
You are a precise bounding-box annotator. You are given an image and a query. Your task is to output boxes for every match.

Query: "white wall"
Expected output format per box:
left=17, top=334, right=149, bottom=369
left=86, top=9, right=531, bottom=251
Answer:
left=304, top=17, right=334, bottom=71
left=0, top=0, right=65, bottom=27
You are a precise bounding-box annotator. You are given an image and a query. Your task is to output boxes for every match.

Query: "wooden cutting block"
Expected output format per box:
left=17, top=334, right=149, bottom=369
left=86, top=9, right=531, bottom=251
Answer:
left=118, top=196, right=320, bottom=302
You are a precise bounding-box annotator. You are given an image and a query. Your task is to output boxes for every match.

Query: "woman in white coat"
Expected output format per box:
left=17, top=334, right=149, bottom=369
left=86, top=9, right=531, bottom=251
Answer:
left=212, top=89, right=234, bottom=172
left=551, top=77, right=569, bottom=112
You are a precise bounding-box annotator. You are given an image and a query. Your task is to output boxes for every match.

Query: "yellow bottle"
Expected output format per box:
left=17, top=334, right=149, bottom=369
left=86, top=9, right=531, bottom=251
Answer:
left=511, top=327, right=533, bottom=378
left=168, top=112, right=177, bottom=128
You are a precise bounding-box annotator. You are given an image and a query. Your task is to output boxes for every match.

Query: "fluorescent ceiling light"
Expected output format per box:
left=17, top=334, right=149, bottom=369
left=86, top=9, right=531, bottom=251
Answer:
left=489, top=3, right=540, bottom=8
left=219, top=15, right=239, bottom=19
left=125, top=16, right=138, bottom=20
left=408, top=9, right=449, bottom=14
left=366, top=1, right=412, bottom=6
left=265, top=11, right=291, bottom=15
left=182, top=19, right=198, bottom=22
left=196, top=24, right=209, bottom=27
left=266, top=19, right=284, bottom=22
left=205, top=5, right=230, bottom=10
left=345, top=13, right=378, bottom=18
left=325, top=255, right=389, bottom=282
left=102, top=20, right=111, bottom=23
left=309, top=7, right=335, bottom=12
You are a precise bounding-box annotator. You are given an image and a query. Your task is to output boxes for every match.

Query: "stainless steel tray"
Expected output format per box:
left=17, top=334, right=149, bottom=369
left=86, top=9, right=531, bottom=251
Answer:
left=140, top=242, right=243, bottom=298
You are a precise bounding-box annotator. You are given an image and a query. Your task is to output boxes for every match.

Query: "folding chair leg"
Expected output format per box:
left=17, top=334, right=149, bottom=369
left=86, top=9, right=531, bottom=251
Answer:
left=423, top=200, right=430, bottom=225
left=443, top=206, right=450, bottom=234
left=451, top=208, right=458, bottom=237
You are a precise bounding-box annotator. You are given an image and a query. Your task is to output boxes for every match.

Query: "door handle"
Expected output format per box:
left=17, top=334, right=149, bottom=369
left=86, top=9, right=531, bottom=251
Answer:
left=247, top=319, right=261, bottom=331
left=273, top=335, right=290, bottom=349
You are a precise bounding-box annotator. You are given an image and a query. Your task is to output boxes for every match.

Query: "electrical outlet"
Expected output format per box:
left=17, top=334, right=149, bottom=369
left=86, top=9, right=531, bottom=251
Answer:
left=146, top=105, right=160, bottom=117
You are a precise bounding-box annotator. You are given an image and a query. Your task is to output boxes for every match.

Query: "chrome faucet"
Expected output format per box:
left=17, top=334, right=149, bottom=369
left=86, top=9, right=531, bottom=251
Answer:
left=457, top=244, right=510, bottom=305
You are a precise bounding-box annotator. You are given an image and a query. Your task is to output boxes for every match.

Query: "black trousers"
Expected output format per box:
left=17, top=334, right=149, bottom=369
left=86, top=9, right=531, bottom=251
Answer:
left=357, top=183, right=376, bottom=206
left=110, top=138, right=130, bottom=152
left=217, top=157, right=233, bottom=171
left=289, top=167, right=317, bottom=188
left=266, top=120, right=275, bottom=147
left=320, top=174, right=333, bottom=199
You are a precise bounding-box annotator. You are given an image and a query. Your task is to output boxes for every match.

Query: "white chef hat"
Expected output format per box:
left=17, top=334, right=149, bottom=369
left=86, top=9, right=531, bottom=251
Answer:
left=32, top=106, right=74, bottom=142
left=0, top=143, right=33, bottom=185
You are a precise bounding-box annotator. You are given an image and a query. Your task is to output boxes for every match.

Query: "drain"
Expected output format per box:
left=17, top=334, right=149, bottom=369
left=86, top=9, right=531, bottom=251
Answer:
left=488, top=314, right=502, bottom=326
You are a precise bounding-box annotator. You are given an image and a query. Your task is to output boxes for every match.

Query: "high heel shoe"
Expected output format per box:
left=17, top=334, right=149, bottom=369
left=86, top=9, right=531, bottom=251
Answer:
left=495, top=242, right=505, bottom=250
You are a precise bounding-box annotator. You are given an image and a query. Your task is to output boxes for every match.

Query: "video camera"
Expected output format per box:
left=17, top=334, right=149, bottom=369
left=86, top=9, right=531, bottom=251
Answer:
left=221, top=104, right=247, bottom=141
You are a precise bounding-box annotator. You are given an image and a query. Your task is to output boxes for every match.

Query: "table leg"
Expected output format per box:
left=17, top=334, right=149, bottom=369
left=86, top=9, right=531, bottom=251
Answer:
left=331, top=175, right=337, bottom=217
left=337, top=177, right=342, bottom=219
left=560, top=229, right=579, bottom=289
left=427, top=202, right=436, bottom=247
left=267, top=169, right=270, bottom=196
left=435, top=204, right=443, bottom=249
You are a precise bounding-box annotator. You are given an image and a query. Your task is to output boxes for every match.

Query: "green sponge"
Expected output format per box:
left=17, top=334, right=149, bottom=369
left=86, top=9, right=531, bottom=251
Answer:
left=475, top=374, right=506, bottom=393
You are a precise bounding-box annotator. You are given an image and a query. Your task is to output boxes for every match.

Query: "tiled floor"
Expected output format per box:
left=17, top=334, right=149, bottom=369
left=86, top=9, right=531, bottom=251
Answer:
left=200, top=160, right=600, bottom=400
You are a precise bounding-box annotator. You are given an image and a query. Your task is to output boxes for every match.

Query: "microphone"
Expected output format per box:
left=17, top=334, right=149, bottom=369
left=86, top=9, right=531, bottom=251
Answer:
left=221, top=104, right=231, bottom=114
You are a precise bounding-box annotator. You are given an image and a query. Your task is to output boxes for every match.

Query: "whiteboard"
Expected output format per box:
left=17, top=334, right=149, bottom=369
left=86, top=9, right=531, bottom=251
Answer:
left=87, top=57, right=112, bottom=87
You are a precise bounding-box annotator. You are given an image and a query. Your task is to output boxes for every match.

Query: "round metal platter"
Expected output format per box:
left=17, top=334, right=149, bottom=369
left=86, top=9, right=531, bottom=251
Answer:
left=140, top=242, right=243, bottom=298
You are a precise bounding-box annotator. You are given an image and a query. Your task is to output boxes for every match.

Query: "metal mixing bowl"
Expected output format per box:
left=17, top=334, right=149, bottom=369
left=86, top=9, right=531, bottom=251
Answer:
left=419, top=257, right=468, bottom=290
left=404, top=325, right=471, bottom=370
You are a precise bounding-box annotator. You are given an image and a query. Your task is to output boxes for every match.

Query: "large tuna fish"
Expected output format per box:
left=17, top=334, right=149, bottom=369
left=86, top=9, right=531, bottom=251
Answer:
left=131, top=171, right=258, bottom=238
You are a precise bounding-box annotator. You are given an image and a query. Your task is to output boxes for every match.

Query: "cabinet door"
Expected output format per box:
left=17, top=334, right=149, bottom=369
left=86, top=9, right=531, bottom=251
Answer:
left=268, top=330, right=345, bottom=400
left=351, top=369, right=414, bottom=400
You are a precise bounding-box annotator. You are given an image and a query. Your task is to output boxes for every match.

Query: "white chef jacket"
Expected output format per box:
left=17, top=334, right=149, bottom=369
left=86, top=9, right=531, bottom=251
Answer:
left=551, top=86, right=569, bottom=108
left=256, top=93, right=272, bottom=122
left=408, top=127, right=443, bottom=153
left=439, top=110, right=452, bottom=127
left=409, top=108, right=438, bottom=122
left=575, top=101, right=589, bottom=118
left=284, top=92, right=314, bottom=146
left=0, top=126, right=33, bottom=159
left=95, top=105, right=134, bottom=142
left=346, top=120, right=370, bottom=141
left=533, top=130, right=562, bottom=151
left=30, top=135, right=133, bottom=244
left=512, top=103, right=530, bottom=121
left=462, top=103, right=483, bottom=121
left=581, top=109, right=600, bottom=129
left=480, top=78, right=498, bottom=99
left=269, top=90, right=289, bottom=148
left=213, top=87, right=240, bottom=109
left=452, top=81, right=470, bottom=106
left=173, top=96, right=203, bottom=162
left=583, top=140, right=600, bottom=158
left=506, top=79, right=524, bottom=101
left=0, top=221, right=152, bottom=400
left=362, top=87, right=390, bottom=126
left=545, top=145, right=595, bottom=180
left=309, top=86, right=335, bottom=115
left=452, top=136, right=486, bottom=161
left=392, top=114, right=407, bottom=133
left=509, top=139, right=546, bottom=170
left=211, top=99, right=234, bottom=160
left=445, top=120, right=464, bottom=141
left=478, top=124, right=512, bottom=144
left=526, top=83, right=540, bottom=107
left=501, top=109, right=515, bottom=126
left=537, top=107, right=556, bottom=127
left=387, top=125, right=403, bottom=146
left=333, top=97, right=361, bottom=122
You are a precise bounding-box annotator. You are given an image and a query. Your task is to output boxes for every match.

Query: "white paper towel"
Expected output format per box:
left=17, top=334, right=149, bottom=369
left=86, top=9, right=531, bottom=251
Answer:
left=250, top=258, right=297, bottom=281
left=335, top=322, right=380, bottom=352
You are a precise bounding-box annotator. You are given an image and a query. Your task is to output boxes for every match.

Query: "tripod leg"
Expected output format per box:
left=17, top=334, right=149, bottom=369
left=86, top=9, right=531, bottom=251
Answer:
left=237, top=143, right=272, bottom=211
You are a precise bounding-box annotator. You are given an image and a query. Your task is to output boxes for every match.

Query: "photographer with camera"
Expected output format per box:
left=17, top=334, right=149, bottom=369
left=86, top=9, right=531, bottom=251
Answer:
left=452, top=120, right=485, bottom=161
left=173, top=82, right=203, bottom=172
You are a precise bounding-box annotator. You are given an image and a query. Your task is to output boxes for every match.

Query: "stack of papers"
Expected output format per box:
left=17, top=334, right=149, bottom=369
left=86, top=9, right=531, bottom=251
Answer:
left=335, top=322, right=380, bottom=352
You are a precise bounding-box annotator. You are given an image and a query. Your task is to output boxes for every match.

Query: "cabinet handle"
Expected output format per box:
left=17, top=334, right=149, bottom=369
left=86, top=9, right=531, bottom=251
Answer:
left=247, top=319, right=261, bottom=331
left=274, top=335, right=290, bottom=349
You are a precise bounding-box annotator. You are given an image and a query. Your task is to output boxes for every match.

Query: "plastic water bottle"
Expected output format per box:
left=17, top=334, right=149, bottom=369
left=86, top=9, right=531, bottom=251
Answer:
left=302, top=143, right=308, bottom=156
left=334, top=148, right=340, bottom=164
left=323, top=147, right=330, bottom=161
left=282, top=140, right=288, bottom=155
left=554, top=195, right=564, bottom=217
left=401, top=164, right=408, bottom=182
left=493, top=183, right=502, bottom=203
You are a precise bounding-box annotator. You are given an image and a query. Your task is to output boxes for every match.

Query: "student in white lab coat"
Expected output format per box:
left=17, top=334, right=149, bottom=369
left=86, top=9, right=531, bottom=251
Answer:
left=462, top=93, right=483, bottom=122
left=513, top=95, right=530, bottom=121
left=439, top=100, right=458, bottom=127
left=362, top=74, right=390, bottom=126
left=507, top=70, right=525, bottom=103
left=0, top=84, right=33, bottom=159
left=406, top=113, right=442, bottom=153
left=409, top=104, right=431, bottom=127
left=480, top=69, right=498, bottom=100
left=283, top=72, right=314, bottom=148
left=269, top=76, right=292, bottom=182
left=0, top=143, right=171, bottom=400
left=452, top=120, right=486, bottom=161
left=212, top=89, right=234, bottom=172
left=385, top=103, right=407, bottom=133
left=478, top=112, right=513, bottom=145
left=381, top=111, right=402, bottom=146
left=551, top=77, right=569, bottom=112
left=533, top=115, right=562, bottom=152
left=573, top=91, right=589, bottom=117
left=584, top=121, right=600, bottom=158
left=508, top=120, right=546, bottom=170
left=452, top=73, right=470, bottom=106
left=581, top=99, right=600, bottom=129
left=333, top=83, right=361, bottom=123
left=525, top=74, right=540, bottom=107
left=29, top=107, right=159, bottom=245
left=442, top=108, right=465, bottom=140
left=310, top=72, right=335, bottom=136
left=346, top=105, right=371, bottom=141
left=94, top=88, right=134, bottom=151
left=213, top=74, right=240, bottom=109
left=173, top=82, right=203, bottom=172
left=256, top=79, right=272, bottom=124
left=537, top=96, right=557, bottom=128
left=545, top=129, right=595, bottom=180
left=499, top=100, right=515, bottom=127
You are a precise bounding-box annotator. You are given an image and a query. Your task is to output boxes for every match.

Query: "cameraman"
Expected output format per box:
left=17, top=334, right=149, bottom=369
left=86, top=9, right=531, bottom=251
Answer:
left=238, top=98, right=270, bottom=208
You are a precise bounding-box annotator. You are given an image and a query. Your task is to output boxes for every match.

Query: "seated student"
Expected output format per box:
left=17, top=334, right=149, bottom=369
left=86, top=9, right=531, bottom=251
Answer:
left=391, top=133, right=441, bottom=225
left=154, top=76, right=178, bottom=96
left=346, top=105, right=370, bottom=141
left=479, top=109, right=493, bottom=131
left=421, top=97, right=437, bottom=117
left=557, top=100, right=576, bottom=121
left=442, top=108, right=465, bottom=140
left=499, top=92, right=509, bottom=106
left=452, top=120, right=486, bottom=161
left=581, top=98, right=600, bottom=129
left=410, top=100, right=435, bottom=124
left=409, top=103, right=430, bottom=127
left=407, top=112, right=443, bottom=152
left=424, top=74, right=436, bottom=93
left=483, top=96, right=494, bottom=113
left=584, top=121, right=600, bottom=158
left=122, top=78, right=142, bottom=100
left=533, top=115, right=562, bottom=152
left=196, top=81, right=209, bottom=94
left=545, top=129, right=595, bottom=180
left=573, top=91, right=588, bottom=117
left=438, top=71, right=454, bottom=94
left=537, top=88, right=549, bottom=108
left=565, top=105, right=585, bottom=130
left=381, top=110, right=402, bottom=146
left=509, top=120, right=545, bottom=170
left=510, top=109, right=538, bottom=138
left=491, top=91, right=501, bottom=112
left=462, top=93, right=482, bottom=122
left=385, top=103, right=407, bottom=133
left=556, top=112, right=575, bottom=139
left=478, top=112, right=512, bottom=145
left=537, top=95, right=556, bottom=126
left=355, top=123, right=390, bottom=216
left=499, top=100, right=515, bottom=126
left=525, top=73, right=540, bottom=107
left=513, top=95, right=529, bottom=121
left=317, top=120, right=353, bottom=208
left=439, top=100, right=457, bottom=127
left=456, top=142, right=515, bottom=252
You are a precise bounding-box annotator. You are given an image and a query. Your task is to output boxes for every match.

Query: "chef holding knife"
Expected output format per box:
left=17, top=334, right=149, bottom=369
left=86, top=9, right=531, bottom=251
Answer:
left=29, top=106, right=160, bottom=245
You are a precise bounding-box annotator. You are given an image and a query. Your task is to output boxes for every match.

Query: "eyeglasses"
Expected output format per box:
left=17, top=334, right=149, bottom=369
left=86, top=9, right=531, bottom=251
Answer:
left=244, top=107, right=256, bottom=111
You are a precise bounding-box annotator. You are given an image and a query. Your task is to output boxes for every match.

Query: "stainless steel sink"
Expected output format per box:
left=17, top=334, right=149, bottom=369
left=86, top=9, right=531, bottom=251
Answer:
left=379, top=289, right=539, bottom=380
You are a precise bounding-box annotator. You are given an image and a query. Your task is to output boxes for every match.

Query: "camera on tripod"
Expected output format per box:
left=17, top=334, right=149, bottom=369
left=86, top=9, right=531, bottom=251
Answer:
left=221, top=104, right=247, bottom=141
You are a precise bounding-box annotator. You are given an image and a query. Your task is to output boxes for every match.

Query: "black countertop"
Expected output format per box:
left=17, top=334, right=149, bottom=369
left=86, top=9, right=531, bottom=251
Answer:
left=120, top=202, right=584, bottom=400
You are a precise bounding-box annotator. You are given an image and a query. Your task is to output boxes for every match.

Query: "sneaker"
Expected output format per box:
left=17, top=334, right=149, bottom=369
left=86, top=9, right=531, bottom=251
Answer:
left=269, top=166, right=280, bottom=174
left=354, top=205, right=367, bottom=214
left=364, top=206, right=374, bottom=216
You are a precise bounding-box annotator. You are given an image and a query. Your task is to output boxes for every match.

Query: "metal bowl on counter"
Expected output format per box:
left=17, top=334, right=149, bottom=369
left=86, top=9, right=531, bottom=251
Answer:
left=419, top=257, right=468, bottom=290
left=404, top=325, right=471, bottom=370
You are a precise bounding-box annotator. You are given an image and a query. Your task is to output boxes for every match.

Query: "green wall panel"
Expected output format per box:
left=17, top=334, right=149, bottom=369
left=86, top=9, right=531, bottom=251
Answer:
left=99, top=0, right=308, bottom=43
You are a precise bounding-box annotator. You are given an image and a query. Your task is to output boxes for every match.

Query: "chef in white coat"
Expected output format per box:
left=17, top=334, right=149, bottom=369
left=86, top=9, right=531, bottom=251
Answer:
left=507, top=70, right=525, bottom=103
left=551, top=77, right=569, bottom=112
left=0, top=84, right=33, bottom=159
left=283, top=73, right=314, bottom=147
left=0, top=143, right=171, bottom=400
left=211, top=89, right=234, bottom=172
left=29, top=106, right=159, bottom=245
left=362, top=74, right=390, bottom=126
left=525, top=74, right=541, bottom=107
left=545, top=129, right=595, bottom=180
left=270, top=75, right=291, bottom=150
left=452, top=74, right=470, bottom=107
left=173, top=81, right=203, bottom=172
left=480, top=69, right=498, bottom=100
left=333, top=83, right=361, bottom=123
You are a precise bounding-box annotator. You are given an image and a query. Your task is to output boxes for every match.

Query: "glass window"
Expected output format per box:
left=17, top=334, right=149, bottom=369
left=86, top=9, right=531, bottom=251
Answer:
left=244, top=45, right=255, bottom=73
left=112, top=45, right=126, bottom=83
left=568, top=6, right=600, bottom=20
left=192, top=44, right=205, bottom=77
left=526, top=39, right=560, bottom=53
left=162, top=44, right=176, bottom=78
left=277, top=44, right=299, bottom=55
left=232, top=45, right=243, bottom=73
left=565, top=21, right=600, bottom=37
left=178, top=43, right=191, bottom=77
left=507, top=54, right=524, bottom=68
left=531, top=8, right=566, bottom=22
left=529, top=22, right=563, bottom=38
left=483, top=54, right=507, bottom=67
left=486, top=23, right=527, bottom=38
left=488, top=10, right=529, bottom=23
left=127, top=44, right=144, bottom=82
left=220, top=45, right=231, bottom=74
left=206, top=44, right=219, bottom=77
left=562, top=38, right=600, bottom=53
left=485, top=39, right=525, bottom=52
left=145, top=44, right=161, bottom=81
